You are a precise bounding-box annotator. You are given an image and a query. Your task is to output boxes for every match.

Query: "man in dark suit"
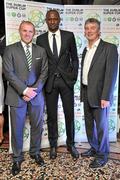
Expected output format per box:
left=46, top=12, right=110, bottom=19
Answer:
left=3, top=21, right=48, bottom=175
left=36, top=9, right=79, bottom=159
left=80, top=18, right=118, bottom=168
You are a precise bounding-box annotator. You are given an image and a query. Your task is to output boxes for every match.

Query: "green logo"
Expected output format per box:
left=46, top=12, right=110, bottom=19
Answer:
left=75, top=120, right=81, bottom=133
left=58, top=121, right=65, bottom=137
left=23, top=127, right=29, bottom=141
left=109, top=119, right=115, bottom=133
left=74, top=79, right=80, bottom=93
left=75, top=36, right=82, bottom=54
left=103, top=35, right=119, bottom=47
left=86, top=13, right=101, bottom=22
left=28, top=10, right=45, bottom=28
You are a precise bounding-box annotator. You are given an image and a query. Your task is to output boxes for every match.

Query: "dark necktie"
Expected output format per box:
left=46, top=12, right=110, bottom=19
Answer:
left=52, top=34, right=58, bottom=59
left=25, top=45, right=32, bottom=71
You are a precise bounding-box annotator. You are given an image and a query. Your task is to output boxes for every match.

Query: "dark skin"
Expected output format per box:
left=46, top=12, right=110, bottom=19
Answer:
left=46, top=10, right=60, bottom=33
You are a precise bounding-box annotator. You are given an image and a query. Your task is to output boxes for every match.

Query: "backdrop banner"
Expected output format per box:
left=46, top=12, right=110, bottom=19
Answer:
left=4, top=0, right=119, bottom=153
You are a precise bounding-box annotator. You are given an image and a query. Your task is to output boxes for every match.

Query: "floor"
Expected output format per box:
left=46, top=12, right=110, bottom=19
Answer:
left=0, top=132, right=120, bottom=179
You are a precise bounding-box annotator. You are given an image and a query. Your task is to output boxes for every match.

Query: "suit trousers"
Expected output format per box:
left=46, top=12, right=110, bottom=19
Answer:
left=45, top=77, right=75, bottom=147
left=10, top=101, right=44, bottom=162
left=83, top=86, right=109, bottom=158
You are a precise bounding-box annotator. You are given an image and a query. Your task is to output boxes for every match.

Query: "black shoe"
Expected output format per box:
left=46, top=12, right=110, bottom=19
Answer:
left=89, top=157, right=108, bottom=168
left=50, top=147, right=57, bottom=159
left=11, top=161, right=21, bottom=176
left=67, top=146, right=79, bottom=159
left=81, top=148, right=96, bottom=157
left=30, top=154, right=44, bottom=166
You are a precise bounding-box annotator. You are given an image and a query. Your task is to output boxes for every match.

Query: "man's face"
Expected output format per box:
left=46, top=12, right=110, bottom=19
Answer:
left=19, top=23, right=35, bottom=44
left=46, top=11, right=60, bottom=33
left=84, top=22, right=100, bottom=42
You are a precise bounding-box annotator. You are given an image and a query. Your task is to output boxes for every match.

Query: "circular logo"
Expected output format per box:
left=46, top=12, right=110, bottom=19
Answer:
left=75, top=36, right=82, bottom=54
left=58, top=121, right=65, bottom=137
left=23, top=127, right=29, bottom=141
left=109, top=119, right=115, bottom=133
left=28, top=10, right=45, bottom=28
left=86, top=13, right=101, bottom=22
left=103, top=35, right=119, bottom=47
left=75, top=120, right=81, bottom=133
left=74, top=79, right=80, bottom=94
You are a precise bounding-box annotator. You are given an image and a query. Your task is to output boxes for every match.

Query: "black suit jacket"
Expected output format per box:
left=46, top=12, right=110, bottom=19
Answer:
left=80, top=39, right=118, bottom=107
left=36, top=30, right=79, bottom=93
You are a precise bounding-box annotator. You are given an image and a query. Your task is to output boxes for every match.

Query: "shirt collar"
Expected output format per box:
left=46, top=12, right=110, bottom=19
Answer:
left=21, top=41, right=32, bottom=49
left=48, top=29, right=60, bottom=38
left=87, top=38, right=100, bottom=50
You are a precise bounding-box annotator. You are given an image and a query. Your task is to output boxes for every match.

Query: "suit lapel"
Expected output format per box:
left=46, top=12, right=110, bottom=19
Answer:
left=32, top=44, right=36, bottom=68
left=89, top=39, right=104, bottom=70
left=44, top=32, right=53, bottom=57
left=59, top=30, right=65, bottom=59
left=17, top=42, right=29, bottom=70
left=81, top=47, right=87, bottom=66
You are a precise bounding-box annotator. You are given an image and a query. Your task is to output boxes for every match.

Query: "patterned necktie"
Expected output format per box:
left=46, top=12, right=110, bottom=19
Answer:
left=52, top=34, right=58, bottom=59
left=25, top=45, right=32, bottom=71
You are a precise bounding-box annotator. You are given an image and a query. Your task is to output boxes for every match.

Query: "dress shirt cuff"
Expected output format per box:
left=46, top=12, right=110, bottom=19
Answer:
left=23, top=87, right=28, bottom=95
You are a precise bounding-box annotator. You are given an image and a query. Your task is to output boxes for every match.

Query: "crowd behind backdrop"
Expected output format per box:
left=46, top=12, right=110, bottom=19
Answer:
left=4, top=0, right=120, bottom=152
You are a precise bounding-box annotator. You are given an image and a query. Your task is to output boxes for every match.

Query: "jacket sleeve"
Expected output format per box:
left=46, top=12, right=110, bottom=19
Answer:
left=101, top=44, right=118, bottom=101
left=3, top=46, right=27, bottom=95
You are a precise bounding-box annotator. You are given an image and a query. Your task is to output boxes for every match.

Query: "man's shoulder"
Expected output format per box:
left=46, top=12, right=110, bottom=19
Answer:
left=33, top=43, right=46, bottom=52
left=4, top=42, right=20, bottom=53
left=37, top=32, right=47, bottom=39
left=100, top=39, right=117, bottom=49
left=60, top=30, right=73, bottom=35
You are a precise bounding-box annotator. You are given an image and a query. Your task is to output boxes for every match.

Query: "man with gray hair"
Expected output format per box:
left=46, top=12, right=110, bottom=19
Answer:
left=80, top=18, right=118, bottom=168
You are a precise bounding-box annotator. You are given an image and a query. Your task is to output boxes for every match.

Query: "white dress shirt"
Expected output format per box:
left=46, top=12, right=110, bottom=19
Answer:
left=82, top=39, right=100, bottom=85
left=0, top=55, right=4, bottom=113
left=48, top=29, right=61, bottom=56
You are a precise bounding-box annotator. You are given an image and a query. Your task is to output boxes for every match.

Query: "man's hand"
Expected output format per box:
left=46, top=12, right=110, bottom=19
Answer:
left=101, top=100, right=110, bottom=108
left=24, top=87, right=37, bottom=99
left=22, top=95, right=31, bottom=102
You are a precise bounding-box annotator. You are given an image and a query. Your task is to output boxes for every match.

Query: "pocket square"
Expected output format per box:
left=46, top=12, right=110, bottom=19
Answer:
left=35, top=57, right=41, bottom=60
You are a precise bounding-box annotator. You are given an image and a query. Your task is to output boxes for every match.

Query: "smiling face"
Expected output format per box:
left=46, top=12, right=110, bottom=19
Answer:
left=19, top=21, right=35, bottom=44
left=84, top=22, right=100, bottom=44
left=46, top=10, right=60, bottom=33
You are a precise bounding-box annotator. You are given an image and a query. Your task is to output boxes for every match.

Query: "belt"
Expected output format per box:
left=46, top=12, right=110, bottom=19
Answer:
left=54, top=73, right=61, bottom=78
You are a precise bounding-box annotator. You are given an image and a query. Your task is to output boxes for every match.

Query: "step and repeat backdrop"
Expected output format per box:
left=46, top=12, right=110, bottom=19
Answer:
left=4, top=0, right=119, bottom=152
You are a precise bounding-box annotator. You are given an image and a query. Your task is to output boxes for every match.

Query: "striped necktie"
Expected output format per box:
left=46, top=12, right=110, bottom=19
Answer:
left=25, top=45, right=32, bottom=71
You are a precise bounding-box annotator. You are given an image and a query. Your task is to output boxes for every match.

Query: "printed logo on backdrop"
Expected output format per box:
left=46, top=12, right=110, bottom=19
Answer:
left=28, top=10, right=45, bottom=28
left=109, top=119, right=116, bottom=133
left=75, top=120, right=81, bottom=133
left=103, top=35, right=119, bottom=47
left=58, top=121, right=65, bottom=137
left=75, top=36, right=82, bottom=57
left=86, top=13, right=101, bottom=21
left=74, top=79, right=80, bottom=94
left=23, top=127, right=29, bottom=141
left=8, top=32, right=20, bottom=44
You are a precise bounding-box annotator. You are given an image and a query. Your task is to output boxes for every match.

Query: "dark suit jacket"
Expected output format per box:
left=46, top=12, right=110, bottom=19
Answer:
left=80, top=39, right=118, bottom=107
left=3, top=41, right=48, bottom=107
left=36, top=30, right=79, bottom=93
